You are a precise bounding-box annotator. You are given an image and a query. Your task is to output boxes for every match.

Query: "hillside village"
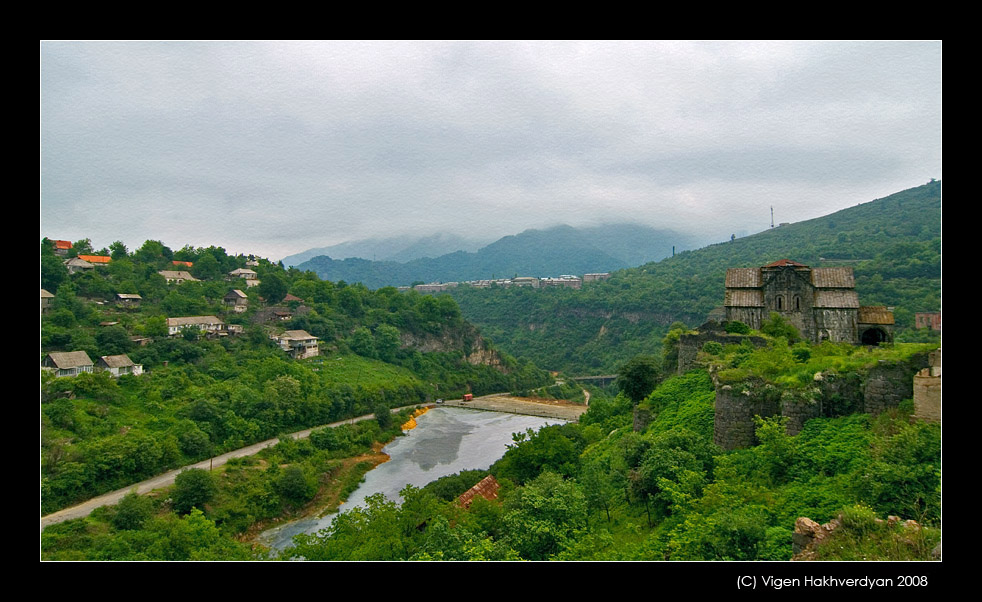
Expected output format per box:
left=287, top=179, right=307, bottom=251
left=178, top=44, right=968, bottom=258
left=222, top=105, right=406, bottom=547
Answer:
left=43, top=240, right=326, bottom=379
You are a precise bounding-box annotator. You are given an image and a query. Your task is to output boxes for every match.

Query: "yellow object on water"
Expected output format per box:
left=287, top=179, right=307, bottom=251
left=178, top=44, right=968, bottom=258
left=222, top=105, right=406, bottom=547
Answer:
left=401, top=406, right=429, bottom=431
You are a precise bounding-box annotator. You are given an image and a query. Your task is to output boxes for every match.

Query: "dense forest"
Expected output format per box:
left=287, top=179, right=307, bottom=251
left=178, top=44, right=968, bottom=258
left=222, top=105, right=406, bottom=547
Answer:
left=448, top=181, right=942, bottom=374
left=43, top=334, right=939, bottom=560
left=41, top=238, right=550, bottom=515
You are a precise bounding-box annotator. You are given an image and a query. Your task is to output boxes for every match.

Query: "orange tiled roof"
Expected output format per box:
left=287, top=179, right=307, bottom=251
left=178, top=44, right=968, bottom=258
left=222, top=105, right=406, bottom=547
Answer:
left=54, top=240, right=72, bottom=250
left=77, top=254, right=111, bottom=264
left=172, top=260, right=193, bottom=267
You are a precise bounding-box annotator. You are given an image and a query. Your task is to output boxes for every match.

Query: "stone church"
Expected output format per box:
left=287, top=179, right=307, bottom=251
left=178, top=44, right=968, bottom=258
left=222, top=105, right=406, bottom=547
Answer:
left=724, top=259, right=894, bottom=345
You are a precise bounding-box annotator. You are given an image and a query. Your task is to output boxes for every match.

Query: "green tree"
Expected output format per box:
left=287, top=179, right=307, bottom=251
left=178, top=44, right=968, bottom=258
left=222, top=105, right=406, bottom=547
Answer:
left=257, top=271, right=288, bottom=304
left=111, top=491, right=154, bottom=530
left=172, top=468, right=217, bottom=514
left=617, top=355, right=661, bottom=403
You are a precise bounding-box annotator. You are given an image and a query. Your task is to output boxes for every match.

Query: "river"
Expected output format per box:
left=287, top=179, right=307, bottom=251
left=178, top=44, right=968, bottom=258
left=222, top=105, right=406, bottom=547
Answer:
left=256, top=406, right=565, bottom=553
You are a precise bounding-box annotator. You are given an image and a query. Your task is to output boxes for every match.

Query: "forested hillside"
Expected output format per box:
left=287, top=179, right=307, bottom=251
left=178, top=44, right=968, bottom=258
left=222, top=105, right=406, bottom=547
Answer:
left=448, top=181, right=942, bottom=374
left=41, top=238, right=550, bottom=514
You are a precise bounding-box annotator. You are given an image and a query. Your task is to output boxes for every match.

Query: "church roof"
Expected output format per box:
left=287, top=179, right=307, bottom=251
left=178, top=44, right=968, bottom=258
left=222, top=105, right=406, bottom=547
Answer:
left=725, top=289, right=765, bottom=307
left=811, top=267, right=855, bottom=288
left=813, top=290, right=860, bottom=308
left=725, top=268, right=762, bottom=288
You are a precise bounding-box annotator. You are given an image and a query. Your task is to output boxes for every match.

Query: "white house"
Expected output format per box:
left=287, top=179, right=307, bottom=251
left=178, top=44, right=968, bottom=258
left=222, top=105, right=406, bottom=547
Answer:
left=98, top=354, right=144, bottom=377
left=42, top=351, right=94, bottom=377
left=158, top=270, right=199, bottom=284
left=272, top=329, right=320, bottom=359
left=166, top=316, right=225, bottom=336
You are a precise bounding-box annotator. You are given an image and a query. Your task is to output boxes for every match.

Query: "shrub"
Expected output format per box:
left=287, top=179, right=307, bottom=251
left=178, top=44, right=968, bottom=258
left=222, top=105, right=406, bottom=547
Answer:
left=724, top=321, right=750, bottom=335
left=702, top=341, right=724, bottom=356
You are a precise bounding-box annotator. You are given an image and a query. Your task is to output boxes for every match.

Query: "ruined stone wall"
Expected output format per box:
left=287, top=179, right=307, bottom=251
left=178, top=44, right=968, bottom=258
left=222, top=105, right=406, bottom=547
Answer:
left=713, top=380, right=782, bottom=449
left=780, top=388, right=823, bottom=436
left=862, top=357, right=928, bottom=415
left=714, top=352, right=931, bottom=450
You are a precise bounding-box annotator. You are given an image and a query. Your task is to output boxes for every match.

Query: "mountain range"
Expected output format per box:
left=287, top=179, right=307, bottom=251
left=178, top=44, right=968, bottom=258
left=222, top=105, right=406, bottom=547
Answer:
left=290, top=223, right=700, bottom=289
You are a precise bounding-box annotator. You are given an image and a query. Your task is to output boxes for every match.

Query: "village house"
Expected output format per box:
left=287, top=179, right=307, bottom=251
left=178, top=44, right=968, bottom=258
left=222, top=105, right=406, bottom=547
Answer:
left=41, top=289, right=54, bottom=312
left=77, top=254, right=111, bottom=266
left=172, top=260, right=193, bottom=268
left=42, top=351, right=94, bottom=377
left=52, top=240, right=72, bottom=257
left=115, top=293, right=142, bottom=307
left=724, top=259, right=894, bottom=345
left=64, top=257, right=95, bottom=274
left=97, top=354, right=144, bottom=377
left=227, top=268, right=260, bottom=287
left=224, top=289, right=249, bottom=313
left=166, top=315, right=225, bottom=336
left=158, top=270, right=199, bottom=284
left=272, top=329, right=320, bottom=359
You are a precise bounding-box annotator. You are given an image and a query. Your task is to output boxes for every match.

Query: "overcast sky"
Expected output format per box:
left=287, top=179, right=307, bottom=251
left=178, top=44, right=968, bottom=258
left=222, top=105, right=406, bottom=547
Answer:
left=40, top=41, right=941, bottom=261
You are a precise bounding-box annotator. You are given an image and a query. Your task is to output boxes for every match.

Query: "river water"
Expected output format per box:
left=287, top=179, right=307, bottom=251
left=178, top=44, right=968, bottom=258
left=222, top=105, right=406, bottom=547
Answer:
left=257, top=406, right=565, bottom=552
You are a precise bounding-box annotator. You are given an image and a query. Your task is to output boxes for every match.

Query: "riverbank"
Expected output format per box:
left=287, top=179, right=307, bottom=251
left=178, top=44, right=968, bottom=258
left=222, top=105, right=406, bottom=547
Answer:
left=444, top=394, right=588, bottom=421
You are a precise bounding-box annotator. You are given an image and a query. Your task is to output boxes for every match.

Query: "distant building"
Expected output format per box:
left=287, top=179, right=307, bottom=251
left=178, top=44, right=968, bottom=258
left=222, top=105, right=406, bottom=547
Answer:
left=540, top=276, right=582, bottom=289
left=98, top=354, right=144, bottom=377
left=414, top=282, right=458, bottom=293
left=224, top=289, right=249, bottom=313
left=915, top=312, right=941, bottom=331
left=272, top=329, right=320, bottom=359
left=511, top=277, right=540, bottom=288
left=52, top=240, right=72, bottom=257
left=158, top=270, right=199, bottom=284
left=115, top=293, right=143, bottom=307
left=228, top=268, right=260, bottom=287
left=42, top=351, right=94, bottom=377
left=64, top=257, right=95, bottom=274
left=724, top=259, right=893, bottom=345
left=583, top=273, right=611, bottom=282
left=77, top=255, right=111, bottom=265
left=41, top=289, right=55, bottom=312
left=172, top=260, right=193, bottom=268
left=166, top=316, right=225, bottom=336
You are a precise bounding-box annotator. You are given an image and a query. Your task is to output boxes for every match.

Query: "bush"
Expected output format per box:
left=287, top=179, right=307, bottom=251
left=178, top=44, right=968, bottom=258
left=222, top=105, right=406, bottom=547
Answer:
left=702, top=341, right=724, bottom=355
left=724, top=321, right=750, bottom=335
left=840, top=503, right=878, bottom=533
left=111, top=491, right=154, bottom=530
left=172, top=468, right=217, bottom=514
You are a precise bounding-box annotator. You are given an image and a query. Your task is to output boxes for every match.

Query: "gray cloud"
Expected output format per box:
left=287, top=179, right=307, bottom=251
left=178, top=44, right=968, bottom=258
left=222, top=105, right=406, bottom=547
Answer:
left=40, top=40, right=942, bottom=260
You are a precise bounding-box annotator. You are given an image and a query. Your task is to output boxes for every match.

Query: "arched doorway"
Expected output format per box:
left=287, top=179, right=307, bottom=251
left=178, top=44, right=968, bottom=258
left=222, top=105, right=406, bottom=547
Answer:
left=860, top=327, right=888, bottom=345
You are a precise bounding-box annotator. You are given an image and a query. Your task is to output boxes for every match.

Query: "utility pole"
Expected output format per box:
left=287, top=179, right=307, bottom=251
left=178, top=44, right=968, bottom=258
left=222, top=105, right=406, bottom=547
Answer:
left=770, top=206, right=774, bottom=228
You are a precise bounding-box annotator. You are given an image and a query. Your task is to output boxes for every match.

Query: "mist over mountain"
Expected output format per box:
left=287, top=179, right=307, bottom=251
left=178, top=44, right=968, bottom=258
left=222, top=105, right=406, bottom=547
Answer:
left=293, top=223, right=697, bottom=288
left=280, top=232, right=490, bottom=267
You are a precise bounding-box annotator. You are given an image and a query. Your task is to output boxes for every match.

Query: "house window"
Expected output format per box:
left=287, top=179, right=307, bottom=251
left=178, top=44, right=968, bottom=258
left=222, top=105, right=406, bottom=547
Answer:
left=776, top=295, right=784, bottom=310
left=794, top=296, right=801, bottom=311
